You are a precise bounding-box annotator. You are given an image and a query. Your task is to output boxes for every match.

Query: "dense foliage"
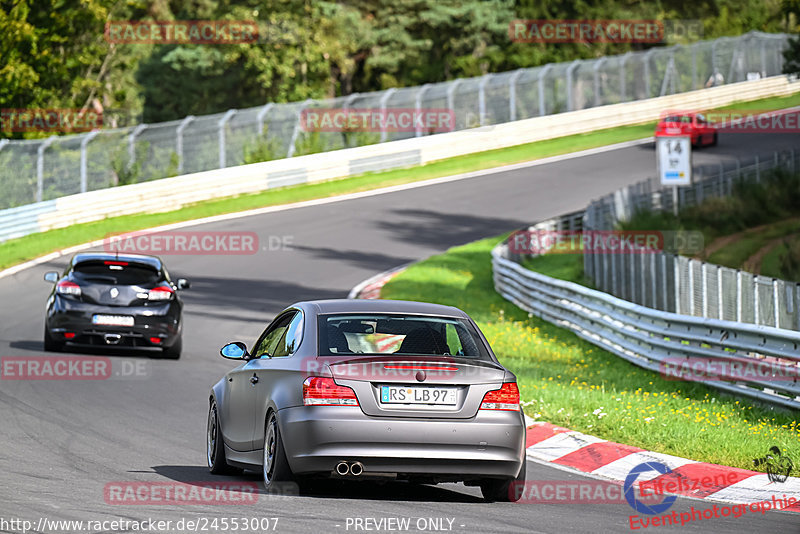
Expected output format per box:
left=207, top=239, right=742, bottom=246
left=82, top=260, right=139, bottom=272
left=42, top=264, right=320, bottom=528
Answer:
left=2, top=0, right=799, bottom=135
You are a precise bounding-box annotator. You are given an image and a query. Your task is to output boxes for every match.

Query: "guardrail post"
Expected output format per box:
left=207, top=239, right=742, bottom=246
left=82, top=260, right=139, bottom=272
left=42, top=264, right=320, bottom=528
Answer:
left=773, top=280, right=781, bottom=328
left=592, top=58, right=606, bottom=107
left=754, top=278, right=760, bottom=325
left=650, top=253, right=657, bottom=309
left=688, top=260, right=696, bottom=315
left=79, top=131, right=100, bottom=193
left=619, top=52, right=632, bottom=101
left=128, top=124, right=147, bottom=171
left=691, top=43, right=699, bottom=89
left=509, top=69, right=525, bottom=121
left=176, top=115, right=195, bottom=174
left=674, top=255, right=681, bottom=314
left=702, top=263, right=709, bottom=318
left=643, top=49, right=657, bottom=98
left=538, top=64, right=552, bottom=116
left=736, top=271, right=743, bottom=322
left=415, top=84, right=431, bottom=136
left=256, top=103, right=274, bottom=136
left=36, top=136, right=57, bottom=203
left=717, top=266, right=724, bottom=319
left=378, top=88, right=397, bottom=143
left=446, top=80, right=462, bottom=116
left=659, top=54, right=677, bottom=96
left=287, top=99, right=313, bottom=158
left=478, top=74, right=492, bottom=126
left=217, top=109, right=236, bottom=168
left=566, top=60, right=581, bottom=112
left=630, top=252, right=636, bottom=303
left=661, top=254, right=668, bottom=311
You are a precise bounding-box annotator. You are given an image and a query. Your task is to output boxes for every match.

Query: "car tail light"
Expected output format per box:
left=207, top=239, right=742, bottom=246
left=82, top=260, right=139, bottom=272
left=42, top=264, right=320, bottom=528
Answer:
left=303, top=377, right=359, bottom=406
left=146, top=286, right=174, bottom=301
left=64, top=332, right=76, bottom=339
left=56, top=280, right=81, bottom=297
left=149, top=337, right=162, bottom=344
left=480, top=383, right=520, bottom=411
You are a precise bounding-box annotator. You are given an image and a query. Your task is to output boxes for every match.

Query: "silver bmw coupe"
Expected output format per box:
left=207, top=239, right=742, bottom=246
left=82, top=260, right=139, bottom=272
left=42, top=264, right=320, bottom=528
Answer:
left=207, top=299, right=526, bottom=501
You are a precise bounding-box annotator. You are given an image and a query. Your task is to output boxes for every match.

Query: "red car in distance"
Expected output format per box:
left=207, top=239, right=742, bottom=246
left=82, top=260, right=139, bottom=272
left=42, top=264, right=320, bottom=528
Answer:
left=655, top=112, right=717, bottom=147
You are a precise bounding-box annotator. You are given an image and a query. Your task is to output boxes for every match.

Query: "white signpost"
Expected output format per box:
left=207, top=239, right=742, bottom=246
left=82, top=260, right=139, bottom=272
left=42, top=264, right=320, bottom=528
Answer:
left=656, top=136, right=692, bottom=215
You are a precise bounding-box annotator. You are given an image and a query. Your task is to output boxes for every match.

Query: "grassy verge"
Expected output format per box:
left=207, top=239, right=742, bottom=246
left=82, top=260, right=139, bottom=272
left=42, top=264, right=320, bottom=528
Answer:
left=4, top=90, right=800, bottom=272
left=380, top=236, right=800, bottom=471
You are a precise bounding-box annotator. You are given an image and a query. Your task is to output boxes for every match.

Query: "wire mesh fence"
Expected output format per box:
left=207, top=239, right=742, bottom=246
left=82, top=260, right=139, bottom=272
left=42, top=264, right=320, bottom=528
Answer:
left=584, top=148, right=800, bottom=331
left=0, top=31, right=789, bottom=210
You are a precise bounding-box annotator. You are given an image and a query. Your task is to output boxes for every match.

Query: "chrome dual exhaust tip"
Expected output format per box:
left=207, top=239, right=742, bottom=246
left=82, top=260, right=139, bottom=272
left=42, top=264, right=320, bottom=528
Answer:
left=104, top=333, right=122, bottom=345
left=335, top=461, right=364, bottom=476
left=335, top=461, right=350, bottom=476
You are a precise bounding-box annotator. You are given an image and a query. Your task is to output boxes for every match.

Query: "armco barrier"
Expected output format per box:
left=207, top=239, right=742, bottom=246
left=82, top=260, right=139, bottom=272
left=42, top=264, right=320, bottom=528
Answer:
left=492, top=241, right=800, bottom=410
left=1, top=75, right=799, bottom=243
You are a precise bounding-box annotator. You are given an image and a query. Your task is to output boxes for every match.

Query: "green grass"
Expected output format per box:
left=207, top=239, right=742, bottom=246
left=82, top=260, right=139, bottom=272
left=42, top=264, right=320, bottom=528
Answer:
left=4, top=90, right=800, bottom=273
left=380, top=235, right=800, bottom=471
left=521, top=254, right=590, bottom=285
left=761, top=234, right=800, bottom=279
left=707, top=219, right=800, bottom=269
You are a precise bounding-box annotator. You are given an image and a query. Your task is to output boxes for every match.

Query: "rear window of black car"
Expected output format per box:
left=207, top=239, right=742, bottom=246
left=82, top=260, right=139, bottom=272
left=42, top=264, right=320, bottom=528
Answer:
left=317, top=314, right=491, bottom=360
left=72, top=261, right=161, bottom=286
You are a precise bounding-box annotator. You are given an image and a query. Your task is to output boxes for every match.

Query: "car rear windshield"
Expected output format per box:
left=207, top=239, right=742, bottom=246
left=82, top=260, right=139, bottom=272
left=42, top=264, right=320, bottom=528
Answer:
left=663, top=115, right=691, bottom=123
left=72, top=261, right=161, bottom=286
left=317, top=314, right=491, bottom=360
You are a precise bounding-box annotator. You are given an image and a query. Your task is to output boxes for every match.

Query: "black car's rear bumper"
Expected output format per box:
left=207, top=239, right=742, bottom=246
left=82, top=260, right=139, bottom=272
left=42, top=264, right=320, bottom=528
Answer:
left=46, top=295, right=181, bottom=349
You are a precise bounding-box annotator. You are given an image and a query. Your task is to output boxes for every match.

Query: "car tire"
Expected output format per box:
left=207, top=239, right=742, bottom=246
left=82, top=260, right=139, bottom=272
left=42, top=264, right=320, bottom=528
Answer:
left=262, top=411, right=295, bottom=493
left=207, top=400, right=239, bottom=475
left=710, top=133, right=718, bottom=146
left=480, top=458, right=526, bottom=502
left=161, top=335, right=181, bottom=359
left=43, top=327, right=64, bottom=352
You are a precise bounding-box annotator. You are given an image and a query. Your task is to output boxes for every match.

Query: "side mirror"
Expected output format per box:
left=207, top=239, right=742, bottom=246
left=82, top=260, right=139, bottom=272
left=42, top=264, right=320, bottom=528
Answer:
left=44, top=272, right=59, bottom=283
left=177, top=278, right=191, bottom=290
left=220, top=341, right=249, bottom=360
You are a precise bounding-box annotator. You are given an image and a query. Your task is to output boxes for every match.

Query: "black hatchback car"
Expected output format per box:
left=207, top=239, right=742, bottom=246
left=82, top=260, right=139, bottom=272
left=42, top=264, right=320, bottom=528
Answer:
left=43, top=252, right=189, bottom=358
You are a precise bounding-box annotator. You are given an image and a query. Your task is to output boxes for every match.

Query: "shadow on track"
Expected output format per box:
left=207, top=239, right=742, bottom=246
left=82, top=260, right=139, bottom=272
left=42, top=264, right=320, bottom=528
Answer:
left=151, top=465, right=483, bottom=503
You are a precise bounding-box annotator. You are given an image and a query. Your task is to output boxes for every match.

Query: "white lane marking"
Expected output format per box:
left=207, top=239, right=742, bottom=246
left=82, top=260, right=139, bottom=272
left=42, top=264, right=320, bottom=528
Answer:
left=0, top=138, right=652, bottom=281
left=526, top=430, right=607, bottom=462
left=705, top=474, right=800, bottom=505
left=592, top=451, right=697, bottom=482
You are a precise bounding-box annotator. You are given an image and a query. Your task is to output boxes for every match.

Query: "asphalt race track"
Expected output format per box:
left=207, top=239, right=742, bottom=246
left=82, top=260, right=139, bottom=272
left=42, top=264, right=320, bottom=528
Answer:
left=1, top=133, right=798, bottom=534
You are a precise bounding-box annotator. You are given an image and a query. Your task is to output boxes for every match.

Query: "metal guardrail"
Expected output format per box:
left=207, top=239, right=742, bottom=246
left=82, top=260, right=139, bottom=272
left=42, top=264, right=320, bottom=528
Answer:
left=492, top=243, right=800, bottom=410
left=0, top=31, right=789, bottom=210
left=583, top=148, right=800, bottom=331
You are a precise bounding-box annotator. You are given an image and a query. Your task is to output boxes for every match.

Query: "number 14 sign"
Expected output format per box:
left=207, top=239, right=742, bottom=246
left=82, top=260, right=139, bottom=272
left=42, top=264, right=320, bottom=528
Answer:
left=657, top=136, right=692, bottom=186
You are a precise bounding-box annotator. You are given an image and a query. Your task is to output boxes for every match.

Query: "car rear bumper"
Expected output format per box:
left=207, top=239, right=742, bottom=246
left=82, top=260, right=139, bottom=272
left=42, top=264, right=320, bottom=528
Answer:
left=46, top=297, right=181, bottom=349
left=279, top=405, right=526, bottom=480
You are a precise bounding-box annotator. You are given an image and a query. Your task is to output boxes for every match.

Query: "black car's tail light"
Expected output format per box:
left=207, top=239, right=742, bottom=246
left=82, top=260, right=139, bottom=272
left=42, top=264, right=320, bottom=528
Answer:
left=146, top=286, right=174, bottom=301
left=480, top=383, right=520, bottom=411
left=303, top=377, right=359, bottom=406
left=56, top=280, right=81, bottom=297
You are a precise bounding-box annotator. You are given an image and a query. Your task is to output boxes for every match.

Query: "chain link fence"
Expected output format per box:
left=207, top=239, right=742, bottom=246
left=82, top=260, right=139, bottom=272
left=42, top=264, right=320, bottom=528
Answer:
left=0, top=31, right=789, bottom=210
left=583, top=148, right=800, bottom=331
